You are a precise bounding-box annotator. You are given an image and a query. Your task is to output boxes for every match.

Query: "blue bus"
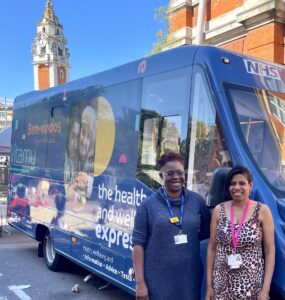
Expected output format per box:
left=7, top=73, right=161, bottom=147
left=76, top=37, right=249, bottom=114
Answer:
left=8, top=45, right=285, bottom=297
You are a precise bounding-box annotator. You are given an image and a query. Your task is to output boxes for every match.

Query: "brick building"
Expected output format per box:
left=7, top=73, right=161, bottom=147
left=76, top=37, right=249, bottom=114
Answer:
left=165, top=0, right=285, bottom=64
left=0, top=98, right=13, bottom=132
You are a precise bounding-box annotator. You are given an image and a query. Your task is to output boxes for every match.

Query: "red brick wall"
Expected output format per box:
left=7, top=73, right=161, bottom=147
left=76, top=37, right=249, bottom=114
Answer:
left=246, top=23, right=284, bottom=64
left=221, top=38, right=246, bottom=53
left=192, top=0, right=243, bottom=27
left=168, top=1, right=284, bottom=64
left=169, top=7, right=192, bottom=33
left=38, top=65, right=50, bottom=90
left=209, top=0, right=243, bottom=19
left=220, top=23, right=285, bottom=64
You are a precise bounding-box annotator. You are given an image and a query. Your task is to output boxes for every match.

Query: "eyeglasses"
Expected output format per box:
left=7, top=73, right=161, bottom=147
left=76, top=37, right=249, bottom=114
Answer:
left=162, top=171, right=185, bottom=178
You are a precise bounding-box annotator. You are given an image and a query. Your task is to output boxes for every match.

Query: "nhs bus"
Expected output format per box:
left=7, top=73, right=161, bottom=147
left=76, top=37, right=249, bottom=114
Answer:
left=8, top=45, right=285, bottom=297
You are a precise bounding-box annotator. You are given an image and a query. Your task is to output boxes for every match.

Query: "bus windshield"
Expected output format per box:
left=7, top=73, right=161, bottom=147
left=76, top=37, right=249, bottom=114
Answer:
left=226, top=83, right=285, bottom=192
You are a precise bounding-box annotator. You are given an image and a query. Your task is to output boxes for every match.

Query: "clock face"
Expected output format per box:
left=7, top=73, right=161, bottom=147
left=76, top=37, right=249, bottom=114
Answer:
left=39, top=38, right=47, bottom=47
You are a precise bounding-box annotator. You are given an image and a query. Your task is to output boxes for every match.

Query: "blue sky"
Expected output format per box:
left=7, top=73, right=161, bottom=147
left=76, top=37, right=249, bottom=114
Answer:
left=0, top=0, right=167, bottom=100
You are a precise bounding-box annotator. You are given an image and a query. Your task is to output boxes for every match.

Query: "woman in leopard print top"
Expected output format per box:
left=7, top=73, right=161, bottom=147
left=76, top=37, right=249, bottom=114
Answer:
left=205, top=166, right=275, bottom=300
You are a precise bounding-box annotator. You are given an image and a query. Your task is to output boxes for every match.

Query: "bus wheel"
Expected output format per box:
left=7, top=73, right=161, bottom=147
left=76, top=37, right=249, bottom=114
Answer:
left=43, top=230, right=61, bottom=271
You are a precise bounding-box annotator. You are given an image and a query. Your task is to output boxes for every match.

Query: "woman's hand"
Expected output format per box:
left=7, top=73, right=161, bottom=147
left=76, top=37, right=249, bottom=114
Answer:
left=205, top=286, right=214, bottom=300
left=136, top=281, right=149, bottom=300
left=257, top=290, right=270, bottom=300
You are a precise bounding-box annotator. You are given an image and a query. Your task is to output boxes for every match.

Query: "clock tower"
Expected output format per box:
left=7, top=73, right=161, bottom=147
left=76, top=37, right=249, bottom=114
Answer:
left=32, top=0, right=70, bottom=90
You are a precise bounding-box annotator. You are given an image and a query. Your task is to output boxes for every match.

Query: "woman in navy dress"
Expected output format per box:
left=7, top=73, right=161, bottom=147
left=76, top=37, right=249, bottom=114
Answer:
left=132, top=152, right=211, bottom=300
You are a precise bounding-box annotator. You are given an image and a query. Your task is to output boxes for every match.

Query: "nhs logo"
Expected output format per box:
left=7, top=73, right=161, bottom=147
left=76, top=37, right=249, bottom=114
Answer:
left=244, top=59, right=281, bottom=80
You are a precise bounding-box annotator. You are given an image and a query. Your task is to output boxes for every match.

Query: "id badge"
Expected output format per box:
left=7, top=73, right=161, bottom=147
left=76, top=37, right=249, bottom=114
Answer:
left=174, top=233, right=188, bottom=245
left=170, top=217, right=179, bottom=223
left=227, top=253, right=242, bottom=269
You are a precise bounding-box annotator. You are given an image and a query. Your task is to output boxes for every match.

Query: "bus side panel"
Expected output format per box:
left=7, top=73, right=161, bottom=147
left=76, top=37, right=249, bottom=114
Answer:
left=8, top=98, right=55, bottom=237
left=63, top=79, right=153, bottom=293
left=8, top=78, right=154, bottom=294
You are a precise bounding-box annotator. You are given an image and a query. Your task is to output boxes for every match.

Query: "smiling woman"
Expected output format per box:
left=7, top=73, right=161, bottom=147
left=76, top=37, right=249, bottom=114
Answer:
left=132, top=152, right=211, bottom=300
left=206, top=165, right=275, bottom=300
left=158, top=153, right=185, bottom=198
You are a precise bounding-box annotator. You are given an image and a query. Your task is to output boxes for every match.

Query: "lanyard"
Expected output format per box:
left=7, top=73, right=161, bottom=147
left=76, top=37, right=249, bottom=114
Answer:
left=230, top=199, right=250, bottom=251
left=162, top=189, right=185, bottom=231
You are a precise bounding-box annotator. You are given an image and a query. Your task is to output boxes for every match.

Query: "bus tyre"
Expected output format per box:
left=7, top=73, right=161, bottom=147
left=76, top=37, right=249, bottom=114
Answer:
left=43, top=230, right=61, bottom=271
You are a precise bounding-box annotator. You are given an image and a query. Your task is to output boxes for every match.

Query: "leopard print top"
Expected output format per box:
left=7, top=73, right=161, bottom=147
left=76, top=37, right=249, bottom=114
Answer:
left=212, top=201, right=264, bottom=300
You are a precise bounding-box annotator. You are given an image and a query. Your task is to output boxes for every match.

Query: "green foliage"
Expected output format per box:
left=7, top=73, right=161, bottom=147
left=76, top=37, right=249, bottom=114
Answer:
left=197, top=121, right=207, bottom=138
left=154, top=6, right=168, bottom=22
left=148, top=5, right=169, bottom=56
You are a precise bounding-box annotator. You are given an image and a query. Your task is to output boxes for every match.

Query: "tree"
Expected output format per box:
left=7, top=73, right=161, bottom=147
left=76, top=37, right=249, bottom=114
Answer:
left=148, top=5, right=169, bottom=56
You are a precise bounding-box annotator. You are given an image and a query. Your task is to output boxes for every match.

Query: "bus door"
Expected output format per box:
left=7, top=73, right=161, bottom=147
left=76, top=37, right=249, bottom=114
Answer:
left=47, top=92, right=70, bottom=254
left=185, top=65, right=233, bottom=299
left=187, top=66, right=232, bottom=199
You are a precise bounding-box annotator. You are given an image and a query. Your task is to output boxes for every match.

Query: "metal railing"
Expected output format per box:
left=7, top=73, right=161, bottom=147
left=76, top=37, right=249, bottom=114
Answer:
left=0, top=166, right=10, bottom=236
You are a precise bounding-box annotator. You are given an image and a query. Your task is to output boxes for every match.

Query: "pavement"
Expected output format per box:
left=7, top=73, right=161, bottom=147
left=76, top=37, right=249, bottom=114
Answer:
left=0, top=224, right=37, bottom=250
left=0, top=225, right=18, bottom=240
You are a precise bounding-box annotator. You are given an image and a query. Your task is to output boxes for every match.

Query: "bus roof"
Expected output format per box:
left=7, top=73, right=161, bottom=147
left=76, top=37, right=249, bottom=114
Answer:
left=15, top=45, right=285, bottom=108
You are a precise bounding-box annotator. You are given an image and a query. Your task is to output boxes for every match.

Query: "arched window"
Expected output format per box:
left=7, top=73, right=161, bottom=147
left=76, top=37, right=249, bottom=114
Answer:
left=58, top=47, right=63, bottom=56
left=60, top=69, right=64, bottom=79
left=41, top=46, right=46, bottom=55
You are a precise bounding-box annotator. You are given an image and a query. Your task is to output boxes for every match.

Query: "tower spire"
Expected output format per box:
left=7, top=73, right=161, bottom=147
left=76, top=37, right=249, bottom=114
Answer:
left=32, top=0, right=70, bottom=90
left=39, top=0, right=59, bottom=25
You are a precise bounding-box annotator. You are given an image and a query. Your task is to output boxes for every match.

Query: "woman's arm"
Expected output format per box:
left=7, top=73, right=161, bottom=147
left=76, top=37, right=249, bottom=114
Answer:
left=258, top=205, right=275, bottom=300
left=205, top=206, right=219, bottom=300
left=132, top=245, right=148, bottom=300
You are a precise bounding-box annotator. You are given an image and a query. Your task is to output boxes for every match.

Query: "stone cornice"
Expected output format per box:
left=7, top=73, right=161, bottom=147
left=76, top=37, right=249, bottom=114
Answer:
left=162, top=37, right=193, bottom=51
left=237, top=0, right=285, bottom=28
left=169, top=0, right=193, bottom=13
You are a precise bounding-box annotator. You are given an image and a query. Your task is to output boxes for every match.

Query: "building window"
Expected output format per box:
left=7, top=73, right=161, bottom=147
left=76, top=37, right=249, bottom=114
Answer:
left=41, top=46, right=46, bottom=55
left=60, top=69, right=64, bottom=79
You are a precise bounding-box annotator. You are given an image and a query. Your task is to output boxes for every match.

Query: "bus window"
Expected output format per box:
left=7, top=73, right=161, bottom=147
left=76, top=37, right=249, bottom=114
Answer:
left=161, top=116, right=182, bottom=154
left=25, top=99, right=50, bottom=169
left=188, top=67, right=232, bottom=198
left=11, top=107, right=27, bottom=167
left=137, top=68, right=191, bottom=190
left=226, top=84, right=285, bottom=193
left=46, top=94, right=68, bottom=174
left=140, top=116, right=159, bottom=166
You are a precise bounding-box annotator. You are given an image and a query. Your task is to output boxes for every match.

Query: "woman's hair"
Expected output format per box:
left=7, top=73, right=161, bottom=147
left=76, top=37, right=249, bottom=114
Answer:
left=225, top=165, right=253, bottom=194
left=157, top=152, right=184, bottom=170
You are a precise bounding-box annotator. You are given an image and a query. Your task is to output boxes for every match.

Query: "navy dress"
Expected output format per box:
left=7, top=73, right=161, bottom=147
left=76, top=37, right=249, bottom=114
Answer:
left=132, top=187, right=211, bottom=300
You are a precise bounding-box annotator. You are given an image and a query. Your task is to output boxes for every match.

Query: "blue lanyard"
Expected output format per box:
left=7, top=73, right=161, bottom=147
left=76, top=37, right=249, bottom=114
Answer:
left=162, top=188, right=185, bottom=230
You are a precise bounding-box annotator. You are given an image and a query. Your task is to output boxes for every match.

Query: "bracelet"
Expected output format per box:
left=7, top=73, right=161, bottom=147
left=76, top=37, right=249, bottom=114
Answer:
left=260, top=291, right=270, bottom=299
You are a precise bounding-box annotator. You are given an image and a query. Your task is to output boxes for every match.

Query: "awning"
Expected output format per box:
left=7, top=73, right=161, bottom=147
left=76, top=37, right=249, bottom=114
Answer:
left=0, top=127, right=11, bottom=155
